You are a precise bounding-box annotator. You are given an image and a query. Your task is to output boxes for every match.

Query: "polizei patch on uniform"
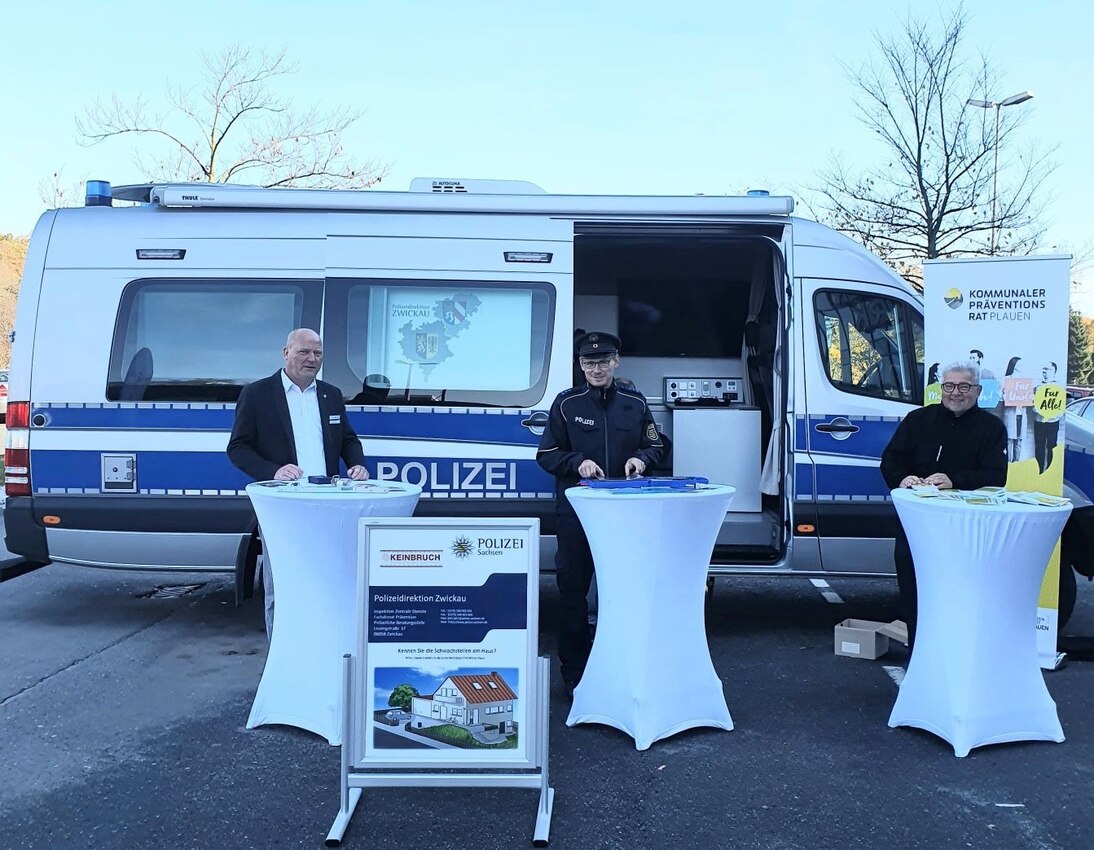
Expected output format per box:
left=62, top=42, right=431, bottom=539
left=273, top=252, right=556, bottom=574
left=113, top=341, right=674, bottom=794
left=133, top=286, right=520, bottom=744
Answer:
left=646, top=423, right=659, bottom=441
left=575, top=416, right=595, bottom=426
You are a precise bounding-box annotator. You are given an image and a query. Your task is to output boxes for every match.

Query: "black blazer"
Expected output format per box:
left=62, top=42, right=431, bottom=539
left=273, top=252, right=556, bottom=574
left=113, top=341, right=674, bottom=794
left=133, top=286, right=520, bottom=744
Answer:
left=227, top=371, right=366, bottom=481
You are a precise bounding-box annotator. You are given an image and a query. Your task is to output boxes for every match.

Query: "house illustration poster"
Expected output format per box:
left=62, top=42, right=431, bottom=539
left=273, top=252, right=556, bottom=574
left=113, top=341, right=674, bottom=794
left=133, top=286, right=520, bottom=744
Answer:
left=373, top=666, right=520, bottom=750
left=411, top=672, right=517, bottom=733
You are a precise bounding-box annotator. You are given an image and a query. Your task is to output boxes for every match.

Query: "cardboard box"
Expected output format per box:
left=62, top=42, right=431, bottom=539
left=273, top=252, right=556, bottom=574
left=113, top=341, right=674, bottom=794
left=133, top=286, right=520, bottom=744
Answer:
left=834, top=619, right=909, bottom=660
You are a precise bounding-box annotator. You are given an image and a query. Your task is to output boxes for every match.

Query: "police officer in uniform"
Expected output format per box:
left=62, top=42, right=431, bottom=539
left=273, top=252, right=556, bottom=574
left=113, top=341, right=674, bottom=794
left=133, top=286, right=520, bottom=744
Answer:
left=536, top=332, right=665, bottom=697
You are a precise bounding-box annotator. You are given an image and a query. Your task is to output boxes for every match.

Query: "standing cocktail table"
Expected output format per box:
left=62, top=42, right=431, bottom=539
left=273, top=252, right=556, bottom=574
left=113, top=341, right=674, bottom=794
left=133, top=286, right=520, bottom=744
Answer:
left=245, top=480, right=421, bottom=745
left=888, top=487, right=1071, bottom=757
left=564, top=481, right=735, bottom=750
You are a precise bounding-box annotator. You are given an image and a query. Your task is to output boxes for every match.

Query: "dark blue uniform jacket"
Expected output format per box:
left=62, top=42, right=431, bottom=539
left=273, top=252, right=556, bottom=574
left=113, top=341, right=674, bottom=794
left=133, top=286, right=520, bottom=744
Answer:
left=536, top=381, right=665, bottom=512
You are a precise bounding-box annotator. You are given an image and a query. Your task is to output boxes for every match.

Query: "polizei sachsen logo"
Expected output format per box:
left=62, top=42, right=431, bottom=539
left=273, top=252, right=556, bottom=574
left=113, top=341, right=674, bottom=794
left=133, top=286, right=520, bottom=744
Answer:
left=474, top=536, right=526, bottom=555
left=451, top=536, right=474, bottom=558
left=451, top=535, right=526, bottom=557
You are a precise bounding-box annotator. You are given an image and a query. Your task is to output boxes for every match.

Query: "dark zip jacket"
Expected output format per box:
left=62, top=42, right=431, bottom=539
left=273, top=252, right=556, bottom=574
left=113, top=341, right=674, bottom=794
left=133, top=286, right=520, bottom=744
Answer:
left=880, top=403, right=1008, bottom=491
left=536, top=381, right=664, bottom=510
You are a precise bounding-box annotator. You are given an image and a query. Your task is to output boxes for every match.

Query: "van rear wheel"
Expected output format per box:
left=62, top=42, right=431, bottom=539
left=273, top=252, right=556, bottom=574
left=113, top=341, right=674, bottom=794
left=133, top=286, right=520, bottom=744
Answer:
left=234, top=531, right=262, bottom=607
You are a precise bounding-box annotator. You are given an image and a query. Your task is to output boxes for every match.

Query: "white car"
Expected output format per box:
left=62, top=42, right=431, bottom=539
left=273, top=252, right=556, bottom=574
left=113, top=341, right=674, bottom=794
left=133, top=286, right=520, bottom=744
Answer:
left=1067, top=397, right=1094, bottom=424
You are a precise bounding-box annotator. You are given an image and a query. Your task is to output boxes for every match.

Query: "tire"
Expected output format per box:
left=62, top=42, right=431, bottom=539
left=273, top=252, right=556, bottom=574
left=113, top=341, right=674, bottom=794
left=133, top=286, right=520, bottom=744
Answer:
left=234, top=531, right=262, bottom=607
left=1059, top=561, right=1077, bottom=631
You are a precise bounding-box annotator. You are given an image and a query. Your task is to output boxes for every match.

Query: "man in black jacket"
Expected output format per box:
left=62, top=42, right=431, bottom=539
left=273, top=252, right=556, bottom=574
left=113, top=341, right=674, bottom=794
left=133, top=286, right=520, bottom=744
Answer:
left=227, top=328, right=367, bottom=635
left=536, top=331, right=665, bottom=696
left=227, top=328, right=367, bottom=482
left=881, top=360, right=1008, bottom=648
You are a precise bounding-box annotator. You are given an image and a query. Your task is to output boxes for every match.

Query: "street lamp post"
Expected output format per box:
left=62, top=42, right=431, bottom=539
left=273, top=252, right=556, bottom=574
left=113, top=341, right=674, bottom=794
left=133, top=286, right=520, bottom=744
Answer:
left=967, top=91, right=1034, bottom=255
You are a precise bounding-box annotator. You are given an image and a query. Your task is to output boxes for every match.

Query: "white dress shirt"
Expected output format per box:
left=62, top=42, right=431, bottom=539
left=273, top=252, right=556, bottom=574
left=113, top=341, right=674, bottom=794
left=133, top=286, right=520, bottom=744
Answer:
left=281, top=370, right=326, bottom=476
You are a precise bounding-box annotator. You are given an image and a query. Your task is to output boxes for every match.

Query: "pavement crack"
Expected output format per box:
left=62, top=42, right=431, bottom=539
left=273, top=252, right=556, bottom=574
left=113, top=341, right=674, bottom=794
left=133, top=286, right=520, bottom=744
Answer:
left=0, top=608, right=181, bottom=708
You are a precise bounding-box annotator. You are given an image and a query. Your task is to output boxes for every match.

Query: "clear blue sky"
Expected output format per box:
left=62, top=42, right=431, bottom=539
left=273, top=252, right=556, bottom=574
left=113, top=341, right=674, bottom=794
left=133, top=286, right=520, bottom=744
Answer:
left=3, top=1, right=1092, bottom=308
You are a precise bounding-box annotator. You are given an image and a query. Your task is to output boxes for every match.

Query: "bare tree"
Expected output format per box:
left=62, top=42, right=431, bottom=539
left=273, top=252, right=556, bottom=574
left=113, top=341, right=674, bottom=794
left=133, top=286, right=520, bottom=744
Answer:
left=0, top=235, right=28, bottom=366
left=76, top=45, right=388, bottom=189
left=38, top=169, right=89, bottom=209
left=812, top=8, right=1053, bottom=286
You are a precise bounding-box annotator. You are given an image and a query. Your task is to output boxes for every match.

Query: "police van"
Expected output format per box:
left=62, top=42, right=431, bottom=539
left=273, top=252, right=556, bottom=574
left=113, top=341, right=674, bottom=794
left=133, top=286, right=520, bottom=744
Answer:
left=5, top=178, right=1092, bottom=612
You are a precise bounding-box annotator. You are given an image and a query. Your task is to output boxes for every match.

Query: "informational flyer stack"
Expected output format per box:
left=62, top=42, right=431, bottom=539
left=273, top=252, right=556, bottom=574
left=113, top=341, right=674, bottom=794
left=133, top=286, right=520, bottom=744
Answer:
left=908, top=484, right=1069, bottom=507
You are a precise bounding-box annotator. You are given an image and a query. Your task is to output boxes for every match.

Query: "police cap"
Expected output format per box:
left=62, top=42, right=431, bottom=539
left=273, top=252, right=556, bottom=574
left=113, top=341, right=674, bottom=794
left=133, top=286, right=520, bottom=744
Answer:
left=576, top=331, right=621, bottom=359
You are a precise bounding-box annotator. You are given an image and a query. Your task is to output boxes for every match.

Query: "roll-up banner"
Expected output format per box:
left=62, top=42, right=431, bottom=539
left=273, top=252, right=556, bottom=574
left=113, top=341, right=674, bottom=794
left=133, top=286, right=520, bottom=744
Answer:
left=923, top=256, right=1071, bottom=669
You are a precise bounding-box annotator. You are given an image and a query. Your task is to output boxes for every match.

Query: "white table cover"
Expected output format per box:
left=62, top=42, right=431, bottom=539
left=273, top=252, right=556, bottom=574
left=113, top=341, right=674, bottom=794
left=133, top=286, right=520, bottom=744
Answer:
left=565, top=483, right=736, bottom=750
left=245, top=480, right=421, bottom=745
left=888, top=488, right=1072, bottom=757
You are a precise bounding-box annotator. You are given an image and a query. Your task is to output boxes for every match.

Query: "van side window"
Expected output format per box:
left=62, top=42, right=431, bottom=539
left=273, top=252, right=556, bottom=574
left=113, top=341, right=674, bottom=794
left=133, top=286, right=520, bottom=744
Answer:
left=322, top=278, right=555, bottom=407
left=813, top=290, right=923, bottom=404
left=107, top=280, right=322, bottom=402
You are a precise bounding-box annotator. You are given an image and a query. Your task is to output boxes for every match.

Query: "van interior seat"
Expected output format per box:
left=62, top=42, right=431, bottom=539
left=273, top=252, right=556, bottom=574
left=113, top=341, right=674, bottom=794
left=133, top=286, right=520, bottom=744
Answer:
left=119, top=347, right=154, bottom=401
left=349, top=373, right=391, bottom=405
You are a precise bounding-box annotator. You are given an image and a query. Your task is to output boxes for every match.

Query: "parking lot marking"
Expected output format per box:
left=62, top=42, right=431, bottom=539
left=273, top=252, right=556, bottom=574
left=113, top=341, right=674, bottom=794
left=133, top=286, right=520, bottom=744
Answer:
left=809, top=578, right=844, bottom=604
left=882, top=665, right=905, bottom=688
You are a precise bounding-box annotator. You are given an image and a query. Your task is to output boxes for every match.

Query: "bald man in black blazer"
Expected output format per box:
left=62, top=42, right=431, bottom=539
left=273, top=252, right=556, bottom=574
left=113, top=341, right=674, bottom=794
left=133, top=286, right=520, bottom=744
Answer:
left=228, top=329, right=367, bottom=482
left=228, top=328, right=367, bottom=636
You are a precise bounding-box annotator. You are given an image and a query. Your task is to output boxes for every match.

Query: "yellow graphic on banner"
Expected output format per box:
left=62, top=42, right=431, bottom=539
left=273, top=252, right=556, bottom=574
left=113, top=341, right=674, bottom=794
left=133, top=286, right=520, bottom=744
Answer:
left=1033, top=383, right=1066, bottom=422
left=925, top=382, right=942, bottom=406
left=1039, top=542, right=1063, bottom=609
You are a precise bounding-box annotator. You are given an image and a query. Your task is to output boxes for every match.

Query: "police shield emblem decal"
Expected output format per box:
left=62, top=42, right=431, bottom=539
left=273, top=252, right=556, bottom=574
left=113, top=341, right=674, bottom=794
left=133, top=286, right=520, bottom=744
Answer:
left=442, top=298, right=467, bottom=326
left=415, top=332, right=439, bottom=359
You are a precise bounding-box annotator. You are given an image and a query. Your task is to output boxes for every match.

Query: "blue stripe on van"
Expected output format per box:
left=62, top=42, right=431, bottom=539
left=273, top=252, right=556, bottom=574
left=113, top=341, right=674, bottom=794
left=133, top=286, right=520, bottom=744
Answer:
left=814, top=463, right=889, bottom=500
left=32, top=450, right=249, bottom=492
left=354, top=410, right=538, bottom=446
left=30, top=450, right=553, bottom=496
left=36, top=405, right=236, bottom=430
left=806, top=415, right=900, bottom=460
left=795, top=462, right=814, bottom=499
left=33, top=405, right=542, bottom=447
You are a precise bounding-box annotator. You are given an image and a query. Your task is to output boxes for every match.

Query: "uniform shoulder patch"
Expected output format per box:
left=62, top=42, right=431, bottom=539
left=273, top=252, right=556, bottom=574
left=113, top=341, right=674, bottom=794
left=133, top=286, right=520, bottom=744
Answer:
left=646, top=423, right=659, bottom=441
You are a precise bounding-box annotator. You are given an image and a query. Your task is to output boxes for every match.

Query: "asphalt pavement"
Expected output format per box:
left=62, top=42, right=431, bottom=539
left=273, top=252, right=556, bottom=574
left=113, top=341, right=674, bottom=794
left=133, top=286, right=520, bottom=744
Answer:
left=2, top=564, right=1093, bottom=850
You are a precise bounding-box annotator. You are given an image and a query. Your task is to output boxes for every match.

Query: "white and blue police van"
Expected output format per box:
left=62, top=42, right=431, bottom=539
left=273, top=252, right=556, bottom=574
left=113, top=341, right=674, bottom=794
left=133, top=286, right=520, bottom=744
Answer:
left=5, top=178, right=1093, bottom=615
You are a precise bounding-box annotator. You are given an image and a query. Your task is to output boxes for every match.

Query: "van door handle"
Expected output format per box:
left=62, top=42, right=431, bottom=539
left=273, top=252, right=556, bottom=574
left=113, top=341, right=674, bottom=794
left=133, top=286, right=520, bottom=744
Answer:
left=814, top=417, right=859, bottom=440
left=521, top=411, right=550, bottom=436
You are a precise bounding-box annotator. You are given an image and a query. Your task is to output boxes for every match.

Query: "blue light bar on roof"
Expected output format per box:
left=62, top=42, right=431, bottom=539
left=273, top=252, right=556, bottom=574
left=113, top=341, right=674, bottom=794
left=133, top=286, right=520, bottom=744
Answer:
left=85, top=180, right=113, bottom=207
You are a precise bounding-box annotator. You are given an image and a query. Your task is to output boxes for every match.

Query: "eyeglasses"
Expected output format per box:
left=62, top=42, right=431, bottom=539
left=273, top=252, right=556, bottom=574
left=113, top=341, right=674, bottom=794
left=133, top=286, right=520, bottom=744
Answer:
left=941, top=382, right=978, bottom=394
left=579, top=358, right=614, bottom=371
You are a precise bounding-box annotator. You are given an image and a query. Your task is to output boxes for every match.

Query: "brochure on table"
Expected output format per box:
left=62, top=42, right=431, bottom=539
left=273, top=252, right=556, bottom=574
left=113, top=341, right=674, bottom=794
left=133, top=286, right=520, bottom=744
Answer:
left=353, top=517, right=540, bottom=769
